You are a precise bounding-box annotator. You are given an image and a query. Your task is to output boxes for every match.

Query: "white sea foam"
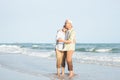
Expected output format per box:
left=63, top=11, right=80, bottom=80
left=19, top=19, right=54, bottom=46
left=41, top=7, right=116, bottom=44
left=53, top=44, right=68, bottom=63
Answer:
left=0, top=45, right=23, bottom=53
left=0, top=45, right=120, bottom=67
left=73, top=52, right=120, bottom=67
left=0, top=45, right=53, bottom=58
left=95, top=49, right=112, bottom=52
left=32, top=45, right=39, bottom=48
left=22, top=50, right=54, bottom=58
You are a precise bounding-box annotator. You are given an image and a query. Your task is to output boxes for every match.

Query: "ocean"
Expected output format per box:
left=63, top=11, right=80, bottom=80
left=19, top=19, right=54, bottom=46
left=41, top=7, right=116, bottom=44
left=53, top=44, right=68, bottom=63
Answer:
left=0, top=43, right=120, bottom=67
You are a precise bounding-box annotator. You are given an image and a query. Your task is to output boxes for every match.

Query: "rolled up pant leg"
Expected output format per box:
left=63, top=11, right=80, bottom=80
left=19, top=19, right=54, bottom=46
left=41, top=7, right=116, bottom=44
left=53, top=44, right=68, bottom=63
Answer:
left=66, top=50, right=74, bottom=71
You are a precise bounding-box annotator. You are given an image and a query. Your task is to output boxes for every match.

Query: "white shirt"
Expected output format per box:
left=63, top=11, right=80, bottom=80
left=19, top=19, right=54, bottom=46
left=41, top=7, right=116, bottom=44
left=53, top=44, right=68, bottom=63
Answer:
left=55, top=29, right=65, bottom=51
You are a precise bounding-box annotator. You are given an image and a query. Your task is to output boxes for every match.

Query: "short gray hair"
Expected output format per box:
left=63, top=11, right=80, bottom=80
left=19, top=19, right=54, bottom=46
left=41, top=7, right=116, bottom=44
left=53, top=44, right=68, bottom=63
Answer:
left=65, top=19, right=72, bottom=24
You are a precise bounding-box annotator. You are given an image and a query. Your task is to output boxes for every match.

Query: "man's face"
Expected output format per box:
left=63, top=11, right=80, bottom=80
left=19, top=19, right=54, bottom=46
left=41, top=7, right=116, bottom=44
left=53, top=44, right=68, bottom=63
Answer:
left=65, top=22, right=72, bottom=29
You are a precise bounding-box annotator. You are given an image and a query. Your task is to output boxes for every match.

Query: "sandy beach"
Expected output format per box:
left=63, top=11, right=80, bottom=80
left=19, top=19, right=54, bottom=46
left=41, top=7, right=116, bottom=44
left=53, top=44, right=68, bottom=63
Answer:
left=0, top=0, right=120, bottom=79
left=0, top=53, right=120, bottom=80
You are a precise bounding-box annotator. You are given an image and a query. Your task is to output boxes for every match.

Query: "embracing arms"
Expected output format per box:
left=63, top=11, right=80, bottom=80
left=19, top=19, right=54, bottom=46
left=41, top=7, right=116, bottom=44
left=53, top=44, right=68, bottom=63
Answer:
left=57, top=31, right=76, bottom=44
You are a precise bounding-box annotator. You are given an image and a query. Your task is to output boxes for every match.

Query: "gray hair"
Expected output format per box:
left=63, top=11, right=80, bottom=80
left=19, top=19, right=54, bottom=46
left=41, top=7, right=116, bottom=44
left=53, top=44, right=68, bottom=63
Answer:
left=65, top=19, right=72, bottom=24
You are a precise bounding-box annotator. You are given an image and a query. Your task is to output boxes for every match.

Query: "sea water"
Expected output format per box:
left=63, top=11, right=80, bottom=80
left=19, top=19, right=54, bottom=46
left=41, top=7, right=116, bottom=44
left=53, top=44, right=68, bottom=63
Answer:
left=0, top=43, right=120, bottom=67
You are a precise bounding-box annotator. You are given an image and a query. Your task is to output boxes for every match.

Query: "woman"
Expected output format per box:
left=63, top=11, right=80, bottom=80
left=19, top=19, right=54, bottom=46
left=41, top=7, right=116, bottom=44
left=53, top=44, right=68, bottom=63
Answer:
left=58, top=19, right=76, bottom=78
left=55, top=26, right=67, bottom=77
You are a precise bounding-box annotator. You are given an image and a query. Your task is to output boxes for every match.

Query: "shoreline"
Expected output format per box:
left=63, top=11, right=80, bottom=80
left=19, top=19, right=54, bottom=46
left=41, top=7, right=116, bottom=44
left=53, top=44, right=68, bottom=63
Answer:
left=0, top=53, right=120, bottom=80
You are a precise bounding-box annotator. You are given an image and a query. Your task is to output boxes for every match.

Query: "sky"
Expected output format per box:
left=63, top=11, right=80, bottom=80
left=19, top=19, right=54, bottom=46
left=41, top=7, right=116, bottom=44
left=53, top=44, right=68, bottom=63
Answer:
left=0, top=0, right=120, bottom=43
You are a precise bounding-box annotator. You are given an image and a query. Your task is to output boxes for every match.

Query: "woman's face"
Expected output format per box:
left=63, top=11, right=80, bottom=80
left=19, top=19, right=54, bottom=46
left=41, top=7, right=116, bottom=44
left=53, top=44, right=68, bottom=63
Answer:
left=62, top=27, right=67, bottom=32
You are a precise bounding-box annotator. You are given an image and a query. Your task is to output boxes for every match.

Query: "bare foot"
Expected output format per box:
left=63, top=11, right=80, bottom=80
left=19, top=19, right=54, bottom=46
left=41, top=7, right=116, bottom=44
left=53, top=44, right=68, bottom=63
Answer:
left=57, top=73, right=60, bottom=77
left=57, top=68, right=60, bottom=77
left=68, top=72, right=74, bottom=78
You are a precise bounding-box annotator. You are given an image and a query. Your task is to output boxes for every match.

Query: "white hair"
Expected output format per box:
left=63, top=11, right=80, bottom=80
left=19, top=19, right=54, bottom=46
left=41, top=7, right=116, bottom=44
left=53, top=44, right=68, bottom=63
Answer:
left=65, top=19, right=72, bottom=24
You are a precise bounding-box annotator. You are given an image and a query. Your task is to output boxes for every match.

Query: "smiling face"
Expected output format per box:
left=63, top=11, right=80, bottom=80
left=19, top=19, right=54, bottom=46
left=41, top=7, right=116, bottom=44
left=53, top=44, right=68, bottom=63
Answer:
left=62, top=27, right=67, bottom=32
left=64, top=20, right=72, bottom=30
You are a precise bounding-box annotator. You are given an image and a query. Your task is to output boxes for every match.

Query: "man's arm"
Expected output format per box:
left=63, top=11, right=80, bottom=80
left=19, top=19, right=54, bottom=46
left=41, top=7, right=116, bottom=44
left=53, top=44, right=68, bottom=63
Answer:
left=57, top=39, right=71, bottom=44
left=58, top=30, right=76, bottom=44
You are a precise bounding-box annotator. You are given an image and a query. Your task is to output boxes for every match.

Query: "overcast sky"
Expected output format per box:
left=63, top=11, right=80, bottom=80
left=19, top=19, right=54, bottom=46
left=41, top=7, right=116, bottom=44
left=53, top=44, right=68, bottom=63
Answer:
left=0, top=0, right=120, bottom=43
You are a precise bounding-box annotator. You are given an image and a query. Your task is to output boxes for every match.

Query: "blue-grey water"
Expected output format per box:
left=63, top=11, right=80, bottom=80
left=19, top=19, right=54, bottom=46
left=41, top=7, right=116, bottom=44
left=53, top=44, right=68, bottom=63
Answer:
left=0, top=43, right=120, bottom=67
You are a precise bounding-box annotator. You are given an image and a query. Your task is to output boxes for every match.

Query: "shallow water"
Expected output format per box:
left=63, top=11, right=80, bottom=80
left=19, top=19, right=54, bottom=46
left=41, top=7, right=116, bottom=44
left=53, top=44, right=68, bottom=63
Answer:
left=0, top=43, right=120, bottom=67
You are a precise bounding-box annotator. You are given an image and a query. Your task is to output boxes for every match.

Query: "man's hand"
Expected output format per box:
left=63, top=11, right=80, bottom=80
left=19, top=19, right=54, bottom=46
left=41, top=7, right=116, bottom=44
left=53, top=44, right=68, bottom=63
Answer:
left=57, top=39, right=72, bottom=44
left=57, top=39, right=64, bottom=42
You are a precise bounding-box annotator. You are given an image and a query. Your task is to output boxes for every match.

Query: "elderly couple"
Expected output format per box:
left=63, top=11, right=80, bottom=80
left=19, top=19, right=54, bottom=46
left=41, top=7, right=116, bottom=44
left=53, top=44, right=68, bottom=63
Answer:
left=55, top=19, right=76, bottom=78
